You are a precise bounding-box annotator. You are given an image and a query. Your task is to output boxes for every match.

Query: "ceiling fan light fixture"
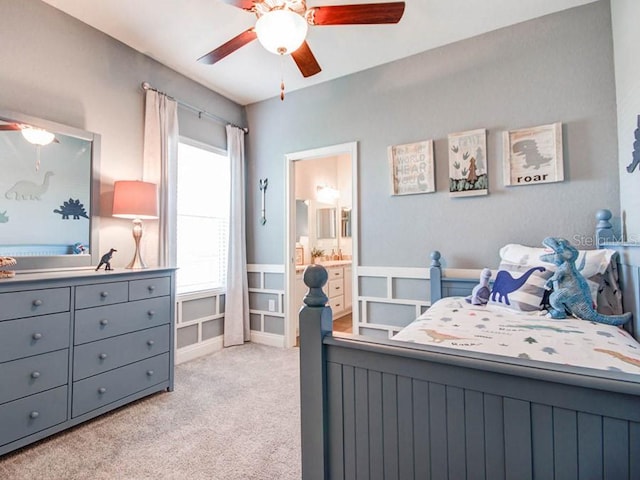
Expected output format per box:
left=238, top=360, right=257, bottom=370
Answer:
left=255, top=9, right=308, bottom=55
left=21, top=126, right=55, bottom=146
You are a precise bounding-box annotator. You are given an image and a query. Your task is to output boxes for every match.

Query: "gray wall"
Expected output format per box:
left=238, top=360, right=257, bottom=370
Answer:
left=245, top=0, right=619, bottom=269
left=0, top=0, right=245, bottom=268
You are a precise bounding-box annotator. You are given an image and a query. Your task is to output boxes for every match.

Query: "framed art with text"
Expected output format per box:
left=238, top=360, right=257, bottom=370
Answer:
left=503, top=122, right=563, bottom=186
left=388, top=140, right=435, bottom=195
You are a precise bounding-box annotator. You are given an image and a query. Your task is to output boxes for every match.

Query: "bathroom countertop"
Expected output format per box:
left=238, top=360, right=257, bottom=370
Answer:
left=296, top=260, right=352, bottom=272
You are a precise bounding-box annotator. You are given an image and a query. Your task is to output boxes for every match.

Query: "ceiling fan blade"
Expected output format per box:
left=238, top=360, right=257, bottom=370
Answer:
left=219, top=0, right=256, bottom=11
left=291, top=41, right=322, bottom=78
left=309, top=2, right=405, bottom=25
left=197, top=28, right=257, bottom=65
left=0, top=124, right=22, bottom=131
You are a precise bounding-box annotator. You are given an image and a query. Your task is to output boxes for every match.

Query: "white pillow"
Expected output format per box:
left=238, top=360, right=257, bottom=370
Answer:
left=499, top=243, right=615, bottom=278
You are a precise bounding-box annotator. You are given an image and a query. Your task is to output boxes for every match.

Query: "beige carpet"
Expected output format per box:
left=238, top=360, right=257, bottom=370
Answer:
left=0, top=343, right=301, bottom=480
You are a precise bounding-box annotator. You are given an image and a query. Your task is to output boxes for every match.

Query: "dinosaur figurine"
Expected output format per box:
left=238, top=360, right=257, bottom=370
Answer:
left=95, top=248, right=117, bottom=271
left=466, top=267, right=492, bottom=305
left=539, top=237, right=631, bottom=326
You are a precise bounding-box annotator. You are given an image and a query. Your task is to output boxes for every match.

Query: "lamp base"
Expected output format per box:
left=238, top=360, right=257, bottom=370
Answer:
left=126, top=219, right=148, bottom=269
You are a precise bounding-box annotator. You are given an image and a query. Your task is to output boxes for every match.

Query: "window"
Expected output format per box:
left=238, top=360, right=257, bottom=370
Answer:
left=176, top=139, right=229, bottom=293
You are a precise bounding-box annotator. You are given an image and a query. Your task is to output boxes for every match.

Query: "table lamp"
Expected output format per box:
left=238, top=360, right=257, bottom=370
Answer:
left=112, top=180, right=158, bottom=269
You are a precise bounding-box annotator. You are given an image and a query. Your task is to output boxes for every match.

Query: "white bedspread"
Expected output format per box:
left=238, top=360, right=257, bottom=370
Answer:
left=391, top=297, right=640, bottom=374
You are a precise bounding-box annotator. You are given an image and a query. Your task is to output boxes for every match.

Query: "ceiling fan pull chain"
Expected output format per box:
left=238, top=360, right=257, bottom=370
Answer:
left=280, top=54, right=286, bottom=101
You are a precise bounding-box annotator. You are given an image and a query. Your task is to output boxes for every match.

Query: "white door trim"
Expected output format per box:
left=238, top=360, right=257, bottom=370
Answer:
left=284, top=142, right=359, bottom=347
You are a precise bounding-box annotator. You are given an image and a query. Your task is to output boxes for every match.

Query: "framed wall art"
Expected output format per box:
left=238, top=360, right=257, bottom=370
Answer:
left=503, top=122, right=563, bottom=186
left=388, top=140, right=435, bottom=196
left=295, top=246, right=304, bottom=266
left=448, top=128, right=488, bottom=197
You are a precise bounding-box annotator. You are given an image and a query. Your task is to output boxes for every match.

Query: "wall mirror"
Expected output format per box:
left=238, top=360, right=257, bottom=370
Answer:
left=316, top=207, right=337, bottom=239
left=341, top=207, right=352, bottom=238
left=0, top=109, right=100, bottom=270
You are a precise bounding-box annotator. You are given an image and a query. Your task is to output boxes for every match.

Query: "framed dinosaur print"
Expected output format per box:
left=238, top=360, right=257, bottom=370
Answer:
left=448, top=128, right=488, bottom=197
left=503, top=122, right=563, bottom=186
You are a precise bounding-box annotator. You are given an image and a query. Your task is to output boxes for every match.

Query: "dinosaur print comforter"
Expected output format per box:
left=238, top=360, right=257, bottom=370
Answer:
left=391, top=297, right=640, bottom=374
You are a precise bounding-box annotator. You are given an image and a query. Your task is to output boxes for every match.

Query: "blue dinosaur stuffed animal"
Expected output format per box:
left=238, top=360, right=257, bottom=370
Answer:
left=539, top=237, right=631, bottom=326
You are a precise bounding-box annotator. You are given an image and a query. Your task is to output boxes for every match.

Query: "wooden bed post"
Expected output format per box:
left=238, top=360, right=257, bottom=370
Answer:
left=429, top=250, right=442, bottom=302
left=595, top=208, right=615, bottom=246
left=299, top=264, right=333, bottom=480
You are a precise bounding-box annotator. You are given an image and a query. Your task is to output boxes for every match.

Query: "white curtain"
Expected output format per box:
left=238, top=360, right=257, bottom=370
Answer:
left=224, top=125, right=250, bottom=346
left=142, top=89, right=179, bottom=267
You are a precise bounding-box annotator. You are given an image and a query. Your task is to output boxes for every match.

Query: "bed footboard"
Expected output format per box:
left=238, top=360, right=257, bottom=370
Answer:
left=300, top=265, right=640, bottom=480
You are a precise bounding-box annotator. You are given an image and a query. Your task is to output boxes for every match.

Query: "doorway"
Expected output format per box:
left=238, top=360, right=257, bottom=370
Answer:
left=284, top=142, right=358, bottom=348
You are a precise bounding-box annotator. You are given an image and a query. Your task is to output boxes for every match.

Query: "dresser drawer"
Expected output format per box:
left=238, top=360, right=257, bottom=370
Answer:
left=129, top=276, right=171, bottom=301
left=0, top=288, right=70, bottom=322
left=73, top=325, right=171, bottom=380
left=75, top=281, right=129, bottom=309
left=0, top=386, right=68, bottom=447
left=72, top=353, right=170, bottom=418
left=0, top=350, right=68, bottom=405
left=0, top=312, right=70, bottom=363
left=74, top=296, right=171, bottom=345
left=328, top=278, right=344, bottom=298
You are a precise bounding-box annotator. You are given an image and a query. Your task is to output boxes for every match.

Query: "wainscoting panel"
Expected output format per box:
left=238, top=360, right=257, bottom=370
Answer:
left=248, top=264, right=285, bottom=347
left=175, top=290, right=225, bottom=364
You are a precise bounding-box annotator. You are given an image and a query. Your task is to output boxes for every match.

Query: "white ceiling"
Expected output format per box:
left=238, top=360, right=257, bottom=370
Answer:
left=42, top=0, right=596, bottom=106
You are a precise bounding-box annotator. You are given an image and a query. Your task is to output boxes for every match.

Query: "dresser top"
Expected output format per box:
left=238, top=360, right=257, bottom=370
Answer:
left=0, top=267, right=176, bottom=288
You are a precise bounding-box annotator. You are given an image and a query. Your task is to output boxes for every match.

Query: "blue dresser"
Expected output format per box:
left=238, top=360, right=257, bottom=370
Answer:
left=0, top=267, right=176, bottom=456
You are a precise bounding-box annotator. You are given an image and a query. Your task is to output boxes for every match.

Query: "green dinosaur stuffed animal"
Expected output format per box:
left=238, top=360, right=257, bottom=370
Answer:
left=539, top=237, right=631, bottom=326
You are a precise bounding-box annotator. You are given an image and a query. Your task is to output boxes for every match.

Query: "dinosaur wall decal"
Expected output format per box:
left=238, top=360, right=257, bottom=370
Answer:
left=5, top=171, right=54, bottom=200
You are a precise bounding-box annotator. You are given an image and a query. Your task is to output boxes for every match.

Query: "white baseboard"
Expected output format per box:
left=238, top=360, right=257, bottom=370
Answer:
left=175, top=337, right=224, bottom=364
left=250, top=331, right=285, bottom=348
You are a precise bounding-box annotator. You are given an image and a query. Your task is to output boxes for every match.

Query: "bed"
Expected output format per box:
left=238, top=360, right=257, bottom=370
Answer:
left=299, top=209, right=640, bottom=480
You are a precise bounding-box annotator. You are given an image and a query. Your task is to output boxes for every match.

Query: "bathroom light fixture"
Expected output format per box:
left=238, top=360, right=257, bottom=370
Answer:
left=112, top=180, right=158, bottom=269
left=316, top=185, right=340, bottom=204
left=255, top=8, right=308, bottom=56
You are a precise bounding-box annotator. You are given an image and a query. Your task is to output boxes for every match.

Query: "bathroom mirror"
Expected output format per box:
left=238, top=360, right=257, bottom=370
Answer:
left=0, top=109, right=100, bottom=270
left=341, top=207, right=352, bottom=238
left=316, top=207, right=337, bottom=239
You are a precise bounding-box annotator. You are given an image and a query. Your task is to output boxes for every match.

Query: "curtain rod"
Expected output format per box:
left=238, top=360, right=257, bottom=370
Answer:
left=141, top=82, right=248, bottom=134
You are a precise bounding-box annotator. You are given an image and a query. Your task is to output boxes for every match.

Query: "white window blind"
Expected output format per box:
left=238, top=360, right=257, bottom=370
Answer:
left=176, top=140, right=229, bottom=293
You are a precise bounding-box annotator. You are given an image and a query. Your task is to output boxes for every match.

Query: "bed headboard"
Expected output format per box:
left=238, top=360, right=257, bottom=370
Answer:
left=596, top=209, right=640, bottom=341
left=428, top=209, right=640, bottom=341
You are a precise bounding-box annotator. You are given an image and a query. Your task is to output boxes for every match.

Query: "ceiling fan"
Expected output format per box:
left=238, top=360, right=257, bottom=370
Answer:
left=198, top=0, right=406, bottom=79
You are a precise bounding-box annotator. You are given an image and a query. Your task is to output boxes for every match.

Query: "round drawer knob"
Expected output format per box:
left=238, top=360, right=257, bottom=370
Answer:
left=148, top=285, right=156, bottom=292
left=29, top=411, right=39, bottom=419
left=99, top=353, right=108, bottom=360
left=32, top=299, right=43, bottom=307
left=146, top=370, right=154, bottom=376
left=147, top=310, right=155, bottom=317
left=31, top=371, right=41, bottom=379
left=98, top=387, right=107, bottom=394
left=32, top=332, right=43, bottom=340
left=99, top=319, right=109, bottom=326
left=100, top=291, right=109, bottom=298
left=147, top=340, right=155, bottom=347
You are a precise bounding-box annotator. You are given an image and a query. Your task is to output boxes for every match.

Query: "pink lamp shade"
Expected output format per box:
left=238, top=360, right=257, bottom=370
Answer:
left=112, top=181, right=158, bottom=219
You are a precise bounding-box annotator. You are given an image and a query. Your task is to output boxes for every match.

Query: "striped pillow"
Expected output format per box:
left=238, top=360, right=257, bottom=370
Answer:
left=488, top=261, right=553, bottom=312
